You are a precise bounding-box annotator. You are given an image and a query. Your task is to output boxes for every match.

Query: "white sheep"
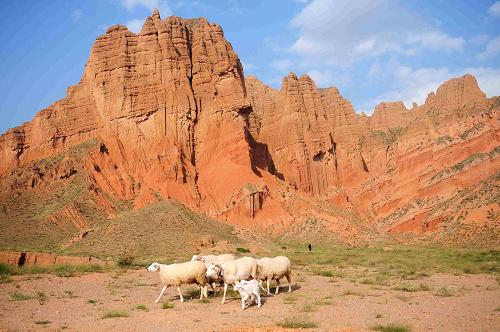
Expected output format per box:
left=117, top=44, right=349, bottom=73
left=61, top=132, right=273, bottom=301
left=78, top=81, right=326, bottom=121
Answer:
left=191, top=254, right=235, bottom=292
left=147, top=261, right=208, bottom=303
left=256, top=256, right=292, bottom=295
left=191, top=254, right=235, bottom=264
left=205, top=256, right=258, bottom=304
left=234, top=279, right=261, bottom=310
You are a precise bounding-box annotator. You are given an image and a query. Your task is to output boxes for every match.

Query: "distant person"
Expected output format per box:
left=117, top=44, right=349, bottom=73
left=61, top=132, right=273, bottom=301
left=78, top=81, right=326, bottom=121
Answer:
left=308, top=243, right=312, bottom=251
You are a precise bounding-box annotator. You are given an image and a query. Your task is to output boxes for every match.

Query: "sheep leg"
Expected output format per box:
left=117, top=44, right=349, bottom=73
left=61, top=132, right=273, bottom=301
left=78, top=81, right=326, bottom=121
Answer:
left=177, top=286, right=184, bottom=303
left=259, top=280, right=267, bottom=292
left=241, top=294, right=248, bottom=310
left=256, top=292, right=261, bottom=308
left=221, top=283, right=228, bottom=304
left=286, top=274, right=292, bottom=292
left=204, top=285, right=208, bottom=299
left=199, top=285, right=204, bottom=300
left=154, top=285, right=167, bottom=303
left=275, top=279, right=280, bottom=295
left=266, top=279, right=271, bottom=296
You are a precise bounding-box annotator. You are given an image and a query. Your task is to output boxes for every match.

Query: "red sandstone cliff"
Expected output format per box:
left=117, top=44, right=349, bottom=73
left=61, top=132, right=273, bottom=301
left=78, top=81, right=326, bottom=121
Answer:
left=246, top=74, right=499, bottom=245
left=0, top=11, right=498, bottom=248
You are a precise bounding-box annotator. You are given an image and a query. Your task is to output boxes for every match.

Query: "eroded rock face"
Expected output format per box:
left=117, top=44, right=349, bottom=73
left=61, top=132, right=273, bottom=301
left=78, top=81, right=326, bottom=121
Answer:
left=0, top=12, right=498, bottom=246
left=0, top=12, right=261, bottom=221
left=246, top=73, right=499, bottom=244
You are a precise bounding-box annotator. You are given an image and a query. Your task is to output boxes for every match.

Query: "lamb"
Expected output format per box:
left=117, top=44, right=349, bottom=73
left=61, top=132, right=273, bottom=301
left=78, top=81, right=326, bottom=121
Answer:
left=205, top=256, right=258, bottom=304
left=256, top=256, right=292, bottom=295
left=234, top=279, right=261, bottom=310
left=147, top=261, right=208, bottom=303
left=191, top=254, right=235, bottom=292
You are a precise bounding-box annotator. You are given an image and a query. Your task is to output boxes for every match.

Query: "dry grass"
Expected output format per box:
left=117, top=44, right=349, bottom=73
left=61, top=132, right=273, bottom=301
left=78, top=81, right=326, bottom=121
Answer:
left=101, top=310, right=129, bottom=319
left=371, top=322, right=411, bottom=332
left=277, top=317, right=318, bottom=329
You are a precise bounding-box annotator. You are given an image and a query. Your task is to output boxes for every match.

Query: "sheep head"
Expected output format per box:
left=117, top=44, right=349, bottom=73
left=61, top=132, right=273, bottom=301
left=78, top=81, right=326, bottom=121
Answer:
left=206, top=263, right=223, bottom=279
left=147, top=262, right=161, bottom=272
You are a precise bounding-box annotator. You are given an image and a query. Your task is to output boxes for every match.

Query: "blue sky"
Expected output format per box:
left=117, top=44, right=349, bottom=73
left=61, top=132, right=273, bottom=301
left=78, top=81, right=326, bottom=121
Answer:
left=0, top=0, right=499, bottom=134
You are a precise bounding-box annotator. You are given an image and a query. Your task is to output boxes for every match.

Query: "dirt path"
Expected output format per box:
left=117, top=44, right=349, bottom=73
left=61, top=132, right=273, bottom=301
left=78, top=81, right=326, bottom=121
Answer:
left=0, top=268, right=499, bottom=331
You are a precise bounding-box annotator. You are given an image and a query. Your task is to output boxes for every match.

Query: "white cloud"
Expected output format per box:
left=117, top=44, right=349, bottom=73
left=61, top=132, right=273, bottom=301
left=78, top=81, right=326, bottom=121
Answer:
left=358, top=64, right=500, bottom=114
left=489, top=1, right=500, bottom=17
left=126, top=19, right=144, bottom=33
left=407, top=31, right=465, bottom=52
left=478, top=35, right=500, bottom=60
left=70, top=9, right=83, bottom=22
left=289, top=0, right=464, bottom=65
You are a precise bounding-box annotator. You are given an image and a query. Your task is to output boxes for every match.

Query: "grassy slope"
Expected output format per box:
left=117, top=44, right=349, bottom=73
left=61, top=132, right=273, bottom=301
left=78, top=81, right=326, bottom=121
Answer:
left=67, top=200, right=242, bottom=262
left=0, top=139, right=243, bottom=260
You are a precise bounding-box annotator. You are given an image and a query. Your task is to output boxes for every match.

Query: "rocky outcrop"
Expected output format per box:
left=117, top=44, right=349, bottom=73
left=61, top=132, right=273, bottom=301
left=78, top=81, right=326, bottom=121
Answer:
left=0, top=11, right=264, bottom=223
left=247, top=73, right=499, bottom=244
left=0, top=12, right=498, bottom=246
left=0, top=251, right=111, bottom=267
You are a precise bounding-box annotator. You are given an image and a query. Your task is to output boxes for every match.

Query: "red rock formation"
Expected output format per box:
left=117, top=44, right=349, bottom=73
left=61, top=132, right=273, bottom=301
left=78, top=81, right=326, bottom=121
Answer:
left=246, top=73, right=499, bottom=244
left=0, top=11, right=265, bottom=222
left=0, top=11, right=498, bottom=246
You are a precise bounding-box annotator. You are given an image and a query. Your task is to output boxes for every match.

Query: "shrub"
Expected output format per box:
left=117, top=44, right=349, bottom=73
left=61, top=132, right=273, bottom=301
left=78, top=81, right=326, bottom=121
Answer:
left=162, top=301, right=174, bottom=309
left=236, top=247, right=250, bottom=253
left=117, top=254, right=135, bottom=267
left=277, top=317, right=318, bottom=329
left=10, top=292, right=33, bottom=301
left=101, top=310, right=129, bottom=319
left=0, top=263, right=12, bottom=275
left=36, top=291, right=47, bottom=305
left=135, top=304, right=148, bottom=311
left=34, top=320, right=51, bottom=325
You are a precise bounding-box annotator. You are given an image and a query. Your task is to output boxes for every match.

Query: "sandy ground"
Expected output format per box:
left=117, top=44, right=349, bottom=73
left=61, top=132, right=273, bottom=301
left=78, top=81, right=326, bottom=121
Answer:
left=0, top=267, right=499, bottom=332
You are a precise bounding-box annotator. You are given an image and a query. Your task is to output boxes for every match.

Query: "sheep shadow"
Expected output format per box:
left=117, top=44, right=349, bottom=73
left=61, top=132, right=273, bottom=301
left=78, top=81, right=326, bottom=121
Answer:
left=263, top=283, right=301, bottom=296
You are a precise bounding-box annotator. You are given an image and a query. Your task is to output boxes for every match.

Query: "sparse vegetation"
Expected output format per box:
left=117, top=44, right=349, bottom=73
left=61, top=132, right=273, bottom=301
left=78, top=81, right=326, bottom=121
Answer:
left=393, top=283, right=431, bottom=292
left=371, top=322, right=411, bottom=332
left=134, top=304, right=149, bottom=311
left=34, top=320, right=52, bottom=325
left=162, top=301, right=175, bottom=309
left=101, top=310, right=129, bottom=319
left=342, top=289, right=364, bottom=297
left=434, top=286, right=463, bottom=297
left=436, top=135, right=453, bottom=145
left=298, top=302, right=315, bottom=312
left=0, top=275, right=12, bottom=284
left=88, top=298, right=98, bottom=304
left=10, top=292, right=33, bottom=301
left=277, top=317, right=318, bottom=329
left=36, top=291, right=47, bottom=305
left=313, top=296, right=333, bottom=306
left=236, top=247, right=250, bottom=253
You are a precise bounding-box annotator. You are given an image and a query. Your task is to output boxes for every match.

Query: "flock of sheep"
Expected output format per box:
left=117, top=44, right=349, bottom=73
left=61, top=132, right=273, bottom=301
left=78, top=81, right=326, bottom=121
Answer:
left=147, top=254, right=292, bottom=310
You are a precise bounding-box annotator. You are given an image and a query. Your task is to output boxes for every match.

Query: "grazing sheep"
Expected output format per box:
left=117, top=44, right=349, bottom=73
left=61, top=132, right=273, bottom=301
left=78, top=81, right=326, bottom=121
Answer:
left=257, top=256, right=292, bottom=295
left=206, top=256, right=258, bottom=304
left=191, top=254, right=235, bottom=292
left=191, top=254, right=235, bottom=264
left=147, top=261, right=208, bottom=303
left=234, top=279, right=261, bottom=310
